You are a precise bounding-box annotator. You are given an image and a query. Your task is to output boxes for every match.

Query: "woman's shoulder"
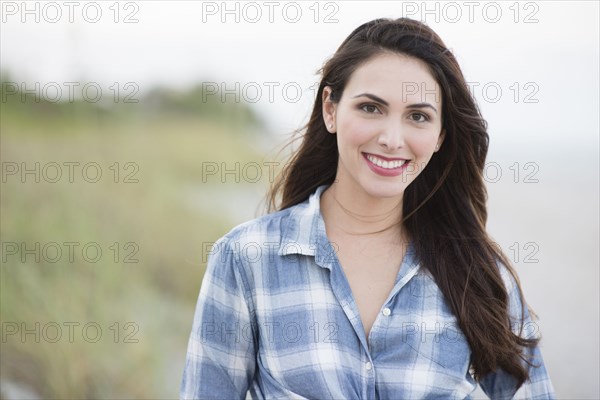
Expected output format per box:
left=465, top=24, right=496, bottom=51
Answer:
left=223, top=208, right=292, bottom=239
left=215, top=198, right=312, bottom=249
left=217, top=186, right=326, bottom=247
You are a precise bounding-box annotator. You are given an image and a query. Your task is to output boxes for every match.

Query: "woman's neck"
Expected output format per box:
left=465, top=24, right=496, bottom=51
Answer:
left=320, top=181, right=405, bottom=240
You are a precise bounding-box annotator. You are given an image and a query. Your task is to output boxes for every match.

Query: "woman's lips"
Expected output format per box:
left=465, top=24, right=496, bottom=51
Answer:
left=363, top=152, right=410, bottom=177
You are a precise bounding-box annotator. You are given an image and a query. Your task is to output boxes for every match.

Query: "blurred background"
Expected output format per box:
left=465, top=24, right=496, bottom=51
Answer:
left=1, top=1, right=598, bottom=398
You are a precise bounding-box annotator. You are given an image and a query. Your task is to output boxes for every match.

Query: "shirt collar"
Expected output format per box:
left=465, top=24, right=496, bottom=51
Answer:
left=278, top=184, right=418, bottom=275
left=278, top=184, right=330, bottom=258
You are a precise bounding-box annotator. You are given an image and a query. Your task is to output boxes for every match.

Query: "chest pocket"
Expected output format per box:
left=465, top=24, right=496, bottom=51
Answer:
left=395, top=271, right=472, bottom=372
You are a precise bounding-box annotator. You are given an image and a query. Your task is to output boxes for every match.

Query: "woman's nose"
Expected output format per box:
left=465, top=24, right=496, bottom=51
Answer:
left=377, top=120, right=406, bottom=151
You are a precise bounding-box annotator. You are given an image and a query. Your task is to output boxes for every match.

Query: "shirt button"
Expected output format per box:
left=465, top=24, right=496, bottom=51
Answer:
left=382, top=308, right=391, bottom=316
left=365, top=362, right=373, bottom=371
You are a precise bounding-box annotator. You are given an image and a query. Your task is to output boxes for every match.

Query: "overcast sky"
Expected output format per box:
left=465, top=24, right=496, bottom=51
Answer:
left=2, top=0, right=599, bottom=153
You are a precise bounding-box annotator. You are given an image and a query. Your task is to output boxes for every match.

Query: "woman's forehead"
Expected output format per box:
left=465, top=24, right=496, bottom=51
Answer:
left=344, top=53, right=442, bottom=106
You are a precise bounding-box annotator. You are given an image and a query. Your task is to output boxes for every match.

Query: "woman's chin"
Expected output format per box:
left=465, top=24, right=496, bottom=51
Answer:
left=361, top=182, right=407, bottom=200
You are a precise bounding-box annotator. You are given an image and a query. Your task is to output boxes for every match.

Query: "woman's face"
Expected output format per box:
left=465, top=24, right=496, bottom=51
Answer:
left=322, top=52, right=445, bottom=200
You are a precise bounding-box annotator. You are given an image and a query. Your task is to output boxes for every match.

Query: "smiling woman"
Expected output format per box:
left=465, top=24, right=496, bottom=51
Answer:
left=322, top=53, right=444, bottom=201
left=180, top=18, right=556, bottom=399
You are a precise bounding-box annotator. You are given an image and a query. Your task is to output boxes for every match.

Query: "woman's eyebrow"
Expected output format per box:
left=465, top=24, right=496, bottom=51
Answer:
left=352, top=93, right=438, bottom=114
left=407, top=103, right=438, bottom=114
left=352, top=93, right=389, bottom=106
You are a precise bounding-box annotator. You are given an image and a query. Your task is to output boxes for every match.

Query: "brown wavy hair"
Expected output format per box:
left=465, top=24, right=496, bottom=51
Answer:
left=266, top=18, right=540, bottom=387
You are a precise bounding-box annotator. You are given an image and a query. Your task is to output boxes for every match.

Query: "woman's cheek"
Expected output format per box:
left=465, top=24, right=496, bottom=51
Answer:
left=408, top=133, right=438, bottom=157
left=341, top=119, right=379, bottom=147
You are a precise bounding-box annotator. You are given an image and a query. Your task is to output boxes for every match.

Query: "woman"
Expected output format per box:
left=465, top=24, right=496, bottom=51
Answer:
left=181, top=18, right=555, bottom=399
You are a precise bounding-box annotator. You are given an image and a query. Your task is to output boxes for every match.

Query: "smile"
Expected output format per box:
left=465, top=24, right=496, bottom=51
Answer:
left=364, top=153, right=408, bottom=169
left=362, top=153, right=411, bottom=177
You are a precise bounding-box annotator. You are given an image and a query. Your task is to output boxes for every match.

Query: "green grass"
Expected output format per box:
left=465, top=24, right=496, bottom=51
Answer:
left=1, top=112, right=273, bottom=398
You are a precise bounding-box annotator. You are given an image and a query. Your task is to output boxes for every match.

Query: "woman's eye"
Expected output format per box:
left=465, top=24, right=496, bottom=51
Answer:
left=359, top=103, right=380, bottom=114
left=410, top=112, right=429, bottom=123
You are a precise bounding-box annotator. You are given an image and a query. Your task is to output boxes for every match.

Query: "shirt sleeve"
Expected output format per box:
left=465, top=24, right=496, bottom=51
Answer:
left=180, top=236, right=257, bottom=400
left=478, top=264, right=556, bottom=400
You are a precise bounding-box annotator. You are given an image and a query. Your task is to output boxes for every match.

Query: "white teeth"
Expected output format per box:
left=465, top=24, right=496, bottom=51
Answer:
left=366, top=154, right=407, bottom=169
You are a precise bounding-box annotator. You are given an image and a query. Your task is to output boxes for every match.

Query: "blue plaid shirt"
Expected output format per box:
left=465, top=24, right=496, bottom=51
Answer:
left=181, top=185, right=555, bottom=399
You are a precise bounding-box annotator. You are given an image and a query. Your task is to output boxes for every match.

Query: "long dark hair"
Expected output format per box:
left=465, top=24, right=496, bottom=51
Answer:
left=266, top=18, right=540, bottom=387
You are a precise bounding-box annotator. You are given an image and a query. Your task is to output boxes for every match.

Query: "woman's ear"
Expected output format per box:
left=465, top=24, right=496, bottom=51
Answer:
left=322, top=86, right=337, bottom=133
left=435, top=128, right=446, bottom=152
